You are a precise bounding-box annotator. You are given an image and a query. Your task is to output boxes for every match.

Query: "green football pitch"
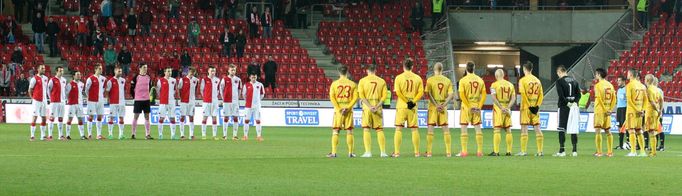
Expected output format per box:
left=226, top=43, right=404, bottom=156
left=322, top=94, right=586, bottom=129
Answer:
left=0, top=124, right=680, bottom=195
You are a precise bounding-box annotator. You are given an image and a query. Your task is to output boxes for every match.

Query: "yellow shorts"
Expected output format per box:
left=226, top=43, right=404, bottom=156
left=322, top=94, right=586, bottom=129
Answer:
left=333, top=110, right=354, bottom=130
left=520, top=109, right=540, bottom=126
left=645, top=111, right=660, bottom=132
left=427, top=107, right=448, bottom=127
left=593, top=113, right=612, bottom=130
left=361, top=109, right=383, bottom=129
left=460, top=107, right=481, bottom=126
left=625, top=112, right=643, bottom=130
left=493, top=109, right=512, bottom=129
left=395, top=108, right=418, bottom=128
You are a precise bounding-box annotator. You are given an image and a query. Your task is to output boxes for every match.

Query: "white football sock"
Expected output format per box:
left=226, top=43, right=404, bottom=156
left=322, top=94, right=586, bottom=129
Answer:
left=158, top=123, right=164, bottom=137
left=66, top=124, right=71, bottom=136
left=40, top=125, right=46, bottom=138
left=30, top=125, right=36, bottom=138
left=201, top=124, right=206, bottom=137
left=212, top=125, right=218, bottom=137
left=96, top=121, right=102, bottom=136
left=108, top=122, right=114, bottom=136
left=179, top=120, right=185, bottom=137
left=57, top=123, right=63, bottom=138
left=189, top=121, right=195, bottom=137
left=170, top=123, right=176, bottom=138
left=87, top=120, right=93, bottom=136
left=243, top=124, right=249, bottom=138
left=118, top=124, right=124, bottom=138
left=256, top=124, right=262, bottom=137
left=78, top=125, right=85, bottom=137
left=48, top=121, right=54, bottom=136
left=223, top=120, right=228, bottom=137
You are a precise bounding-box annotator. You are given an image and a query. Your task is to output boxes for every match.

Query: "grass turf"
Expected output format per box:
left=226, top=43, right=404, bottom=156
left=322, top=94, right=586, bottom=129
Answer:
left=0, top=123, right=680, bottom=195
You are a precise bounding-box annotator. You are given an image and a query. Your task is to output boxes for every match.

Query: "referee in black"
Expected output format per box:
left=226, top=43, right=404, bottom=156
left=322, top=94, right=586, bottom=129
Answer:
left=554, top=66, right=581, bottom=157
left=615, top=76, right=628, bottom=149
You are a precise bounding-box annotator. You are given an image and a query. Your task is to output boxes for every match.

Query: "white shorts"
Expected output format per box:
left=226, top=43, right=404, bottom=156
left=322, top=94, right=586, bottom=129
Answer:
left=109, top=104, right=125, bottom=117
left=179, top=102, right=196, bottom=116
left=49, top=102, right=65, bottom=119
left=244, top=107, right=261, bottom=123
left=87, top=101, right=105, bottom=116
left=67, top=104, right=85, bottom=118
left=222, top=102, right=240, bottom=117
left=202, top=102, right=219, bottom=117
left=32, top=100, right=47, bottom=117
left=158, top=104, right=177, bottom=118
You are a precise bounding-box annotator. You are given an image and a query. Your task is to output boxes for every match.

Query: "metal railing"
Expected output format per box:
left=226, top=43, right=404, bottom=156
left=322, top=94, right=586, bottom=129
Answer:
left=448, top=4, right=629, bottom=11
left=308, top=3, right=346, bottom=28
left=423, top=9, right=457, bottom=108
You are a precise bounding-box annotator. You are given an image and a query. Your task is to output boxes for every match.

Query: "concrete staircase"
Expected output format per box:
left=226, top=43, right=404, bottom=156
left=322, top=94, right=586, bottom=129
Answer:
left=289, top=28, right=339, bottom=79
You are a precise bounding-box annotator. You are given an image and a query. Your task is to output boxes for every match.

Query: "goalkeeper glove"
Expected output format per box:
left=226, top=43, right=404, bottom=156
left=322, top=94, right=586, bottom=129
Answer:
left=407, top=101, right=416, bottom=109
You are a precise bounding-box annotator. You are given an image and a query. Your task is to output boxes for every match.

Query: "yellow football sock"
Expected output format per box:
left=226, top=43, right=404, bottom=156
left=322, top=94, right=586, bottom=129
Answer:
left=444, top=132, right=452, bottom=155
left=629, top=132, right=637, bottom=154
left=650, top=133, right=657, bottom=155
left=346, top=134, right=354, bottom=154
left=331, top=133, right=339, bottom=154
left=595, top=133, right=602, bottom=154
left=606, top=134, right=613, bottom=154
left=377, top=130, right=386, bottom=154
left=426, top=133, right=434, bottom=153
left=394, top=130, right=402, bottom=154
left=460, top=134, right=468, bottom=153
left=476, top=133, right=483, bottom=154
left=363, top=130, right=371, bottom=154
left=505, top=132, right=513, bottom=153
left=493, top=130, right=501, bottom=153
left=637, top=134, right=645, bottom=154
left=536, top=133, right=543, bottom=153
left=520, top=134, right=528, bottom=153
left=412, top=130, right=420, bottom=155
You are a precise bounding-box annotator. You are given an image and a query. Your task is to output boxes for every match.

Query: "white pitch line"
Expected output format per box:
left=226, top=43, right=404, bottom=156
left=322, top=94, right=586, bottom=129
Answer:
left=0, top=154, right=118, bottom=158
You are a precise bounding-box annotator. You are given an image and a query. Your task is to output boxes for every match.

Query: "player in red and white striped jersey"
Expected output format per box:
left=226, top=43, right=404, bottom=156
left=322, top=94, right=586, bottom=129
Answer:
left=85, top=64, right=107, bottom=140
left=105, top=67, right=126, bottom=140
left=28, top=65, right=49, bottom=141
left=219, top=64, right=242, bottom=140
left=200, top=66, right=221, bottom=140
left=47, top=66, right=67, bottom=140
left=243, top=72, right=265, bottom=141
left=65, top=71, right=86, bottom=140
left=156, top=67, right=178, bottom=140
left=178, top=67, right=199, bottom=140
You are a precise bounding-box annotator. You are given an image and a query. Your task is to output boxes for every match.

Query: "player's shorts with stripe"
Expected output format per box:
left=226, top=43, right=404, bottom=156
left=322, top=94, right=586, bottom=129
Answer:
left=362, top=109, right=383, bottom=129
left=395, top=108, right=418, bottom=128
left=520, top=108, right=540, bottom=126
left=645, top=110, right=660, bottom=132
left=460, top=107, right=481, bottom=126
left=202, top=102, right=219, bottom=117
left=32, top=100, right=47, bottom=117
left=427, top=107, right=447, bottom=127
left=158, top=104, right=176, bottom=118
left=222, top=102, right=240, bottom=117
left=179, top=101, right=196, bottom=116
left=49, top=102, right=65, bottom=119
left=67, top=104, right=85, bottom=118
left=109, top=104, right=125, bottom=117
left=493, top=109, right=512, bottom=129
left=87, top=101, right=105, bottom=116
left=625, top=112, right=643, bottom=130
left=333, top=110, right=354, bottom=130
left=593, top=112, right=611, bottom=130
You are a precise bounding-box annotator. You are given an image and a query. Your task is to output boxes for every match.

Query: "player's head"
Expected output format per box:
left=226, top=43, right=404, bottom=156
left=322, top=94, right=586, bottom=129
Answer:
left=73, top=71, right=81, bottom=80
left=164, top=67, right=172, bottom=77
left=248, top=72, right=258, bottom=82
left=228, top=64, right=237, bottom=76
left=495, top=69, right=505, bottom=80
left=617, top=75, right=626, bottom=86
left=627, top=68, right=639, bottom=81
left=594, top=68, right=607, bottom=80
left=338, top=65, right=348, bottom=77
left=556, top=65, right=567, bottom=77
left=465, top=62, right=475, bottom=74
left=522, top=61, right=533, bottom=74
left=403, top=58, right=414, bottom=71
left=114, top=66, right=122, bottom=77
left=94, top=63, right=103, bottom=75
left=188, top=66, right=196, bottom=76
left=365, top=64, right=376, bottom=75
left=55, top=66, right=63, bottom=77
left=139, top=63, right=148, bottom=75
left=433, top=62, right=443, bottom=75
left=208, top=66, right=216, bottom=77
left=644, top=74, right=657, bottom=86
left=37, top=65, right=45, bottom=75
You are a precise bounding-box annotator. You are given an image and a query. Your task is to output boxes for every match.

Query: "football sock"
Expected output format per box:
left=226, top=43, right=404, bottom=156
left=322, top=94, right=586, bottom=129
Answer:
left=188, top=122, right=195, bottom=137
left=411, top=130, right=420, bottom=154
left=30, top=124, right=35, bottom=138
left=606, top=134, right=614, bottom=154
left=96, top=121, right=102, bottom=136
left=363, top=130, right=371, bottom=153
left=475, top=133, right=483, bottom=154
left=537, top=133, right=544, bottom=153
left=505, top=132, right=513, bottom=153
left=595, top=132, right=602, bottom=154
left=444, top=132, right=452, bottom=155
left=243, top=124, right=250, bottom=138
left=570, top=134, right=578, bottom=152
left=643, top=132, right=649, bottom=149
left=87, top=120, right=93, bottom=136
left=170, top=123, right=176, bottom=138
left=66, top=124, right=71, bottom=137
left=48, top=121, right=54, bottom=137
left=232, top=123, right=239, bottom=138
left=331, top=133, right=339, bottom=154
left=57, top=122, right=63, bottom=138
left=520, top=133, right=529, bottom=153
left=108, top=121, right=114, bottom=136
left=201, top=123, right=207, bottom=137
left=618, top=132, right=624, bottom=147
left=558, top=131, right=566, bottom=153
left=157, top=120, right=164, bottom=137
left=144, top=121, right=151, bottom=136
left=40, top=125, right=46, bottom=139
left=78, top=125, right=84, bottom=137
left=346, top=134, right=354, bottom=154
left=637, top=134, right=645, bottom=154
left=649, top=133, right=657, bottom=155
left=118, top=123, right=124, bottom=138
left=493, top=130, right=501, bottom=153
left=629, top=132, right=637, bottom=154
left=132, top=120, right=138, bottom=136
left=212, top=124, right=218, bottom=137
left=460, top=134, right=468, bottom=154
left=659, top=133, right=665, bottom=147
left=393, top=130, right=402, bottom=154
left=179, top=120, right=185, bottom=137
left=377, top=130, right=386, bottom=154
left=256, top=124, right=262, bottom=137
left=426, top=132, right=434, bottom=153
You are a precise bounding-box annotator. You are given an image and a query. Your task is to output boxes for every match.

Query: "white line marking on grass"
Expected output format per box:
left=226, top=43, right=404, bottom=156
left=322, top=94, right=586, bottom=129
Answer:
left=0, top=154, right=118, bottom=158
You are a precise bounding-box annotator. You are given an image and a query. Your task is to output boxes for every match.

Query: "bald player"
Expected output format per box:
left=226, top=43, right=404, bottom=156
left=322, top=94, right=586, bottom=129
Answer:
left=489, top=69, right=516, bottom=156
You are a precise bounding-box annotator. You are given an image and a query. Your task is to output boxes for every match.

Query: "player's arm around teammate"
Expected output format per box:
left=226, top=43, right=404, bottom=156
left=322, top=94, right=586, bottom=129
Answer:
left=424, top=62, right=454, bottom=157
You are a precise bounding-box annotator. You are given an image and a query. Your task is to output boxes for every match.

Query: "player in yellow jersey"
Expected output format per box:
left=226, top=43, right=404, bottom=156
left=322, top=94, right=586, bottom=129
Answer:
left=643, top=74, right=662, bottom=157
left=624, top=69, right=647, bottom=157
left=393, top=58, right=424, bottom=158
left=327, top=66, right=359, bottom=158
left=358, top=64, right=388, bottom=158
left=489, top=69, right=516, bottom=156
left=592, top=68, right=617, bottom=157
left=457, top=62, right=487, bottom=157
left=517, top=62, right=544, bottom=156
left=425, top=62, right=455, bottom=157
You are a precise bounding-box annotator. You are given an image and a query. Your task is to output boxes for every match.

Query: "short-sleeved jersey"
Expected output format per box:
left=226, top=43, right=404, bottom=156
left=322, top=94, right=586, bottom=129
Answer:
left=393, top=70, right=424, bottom=109
left=157, top=77, right=177, bottom=104
left=220, top=75, right=242, bottom=103
left=106, top=77, right=126, bottom=104
left=85, top=75, right=106, bottom=102
left=243, top=81, right=265, bottom=108
left=425, top=75, right=453, bottom=108
left=29, top=75, right=49, bottom=102
left=644, top=85, right=662, bottom=113
left=178, top=76, right=199, bottom=103
left=329, top=76, right=359, bottom=110
left=200, top=76, right=220, bottom=103
left=48, top=77, right=67, bottom=103
left=66, top=80, right=84, bottom=105
left=490, top=79, right=515, bottom=112
left=593, top=79, right=616, bottom=114
left=358, top=74, right=387, bottom=110
left=458, top=73, right=487, bottom=109
left=518, top=74, right=544, bottom=108
left=625, top=80, right=646, bottom=114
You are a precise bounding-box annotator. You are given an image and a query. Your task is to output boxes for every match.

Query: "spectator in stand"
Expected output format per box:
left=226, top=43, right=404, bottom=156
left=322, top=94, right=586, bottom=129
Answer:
left=106, top=16, right=118, bottom=34
left=296, top=0, right=309, bottom=29
left=127, top=9, right=138, bottom=36
left=113, top=0, right=126, bottom=25
left=34, top=1, right=47, bottom=19
left=171, top=51, right=181, bottom=77
left=3, top=16, right=18, bottom=44
left=15, top=73, right=29, bottom=96
left=32, top=12, right=47, bottom=54
left=262, top=6, right=273, bottom=39
left=168, top=0, right=180, bottom=19
left=0, top=64, right=11, bottom=96
left=75, top=15, right=88, bottom=47
left=93, top=29, right=105, bottom=56
left=248, top=6, right=261, bottom=39
left=118, top=46, right=133, bottom=76
left=80, top=0, right=92, bottom=16
left=46, top=17, right=60, bottom=57
left=127, top=0, right=136, bottom=8
left=101, top=0, right=113, bottom=26
left=87, top=14, right=101, bottom=46
left=12, top=0, right=25, bottom=23
left=410, top=1, right=424, bottom=36
left=227, top=0, right=238, bottom=19
left=247, top=59, right=261, bottom=79
left=262, top=55, right=277, bottom=95
left=219, top=27, right=234, bottom=57
left=188, top=18, right=201, bottom=47
left=139, top=6, right=153, bottom=36
left=11, top=46, right=24, bottom=65
left=104, top=45, right=118, bottom=75
left=215, top=0, right=225, bottom=19
left=180, top=50, right=192, bottom=74
left=235, top=29, right=246, bottom=58
left=283, top=0, right=294, bottom=28
left=432, top=0, right=446, bottom=29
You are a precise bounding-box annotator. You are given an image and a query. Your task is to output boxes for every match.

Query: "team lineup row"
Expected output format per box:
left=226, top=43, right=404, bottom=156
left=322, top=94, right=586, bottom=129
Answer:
left=27, top=63, right=265, bottom=142
left=327, top=58, right=663, bottom=159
